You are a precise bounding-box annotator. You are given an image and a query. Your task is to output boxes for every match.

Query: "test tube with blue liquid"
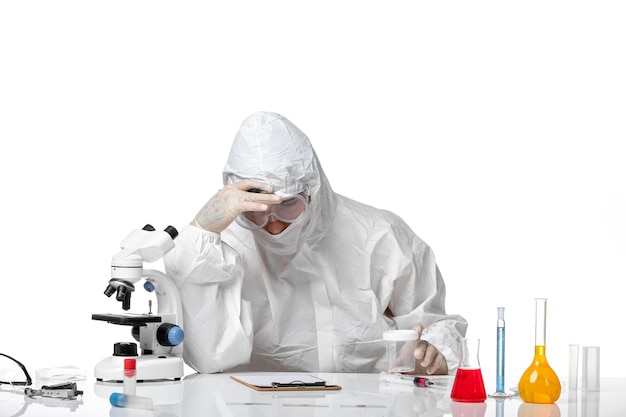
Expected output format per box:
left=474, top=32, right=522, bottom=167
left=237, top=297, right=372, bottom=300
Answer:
left=489, top=307, right=511, bottom=398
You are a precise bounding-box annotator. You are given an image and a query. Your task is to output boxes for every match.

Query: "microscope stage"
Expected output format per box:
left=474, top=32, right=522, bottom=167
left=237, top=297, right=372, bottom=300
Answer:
left=92, top=313, right=162, bottom=325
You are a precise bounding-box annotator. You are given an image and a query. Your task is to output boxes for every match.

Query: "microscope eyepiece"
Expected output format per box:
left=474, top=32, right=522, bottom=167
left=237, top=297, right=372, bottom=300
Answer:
left=164, top=226, right=178, bottom=240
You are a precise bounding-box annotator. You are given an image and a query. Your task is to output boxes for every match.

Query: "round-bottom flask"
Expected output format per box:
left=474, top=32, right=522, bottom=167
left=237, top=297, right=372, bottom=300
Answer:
left=518, top=298, right=561, bottom=404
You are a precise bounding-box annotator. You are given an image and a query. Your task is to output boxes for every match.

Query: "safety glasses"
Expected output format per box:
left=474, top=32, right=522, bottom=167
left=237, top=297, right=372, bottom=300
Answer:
left=0, top=353, right=32, bottom=387
left=236, top=193, right=308, bottom=230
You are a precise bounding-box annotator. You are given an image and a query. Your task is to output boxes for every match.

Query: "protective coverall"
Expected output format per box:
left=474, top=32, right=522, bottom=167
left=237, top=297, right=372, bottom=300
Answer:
left=164, top=111, right=468, bottom=374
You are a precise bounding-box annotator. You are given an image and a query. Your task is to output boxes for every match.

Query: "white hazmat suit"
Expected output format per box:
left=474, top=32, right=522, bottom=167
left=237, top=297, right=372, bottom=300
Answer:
left=164, top=111, right=467, bottom=374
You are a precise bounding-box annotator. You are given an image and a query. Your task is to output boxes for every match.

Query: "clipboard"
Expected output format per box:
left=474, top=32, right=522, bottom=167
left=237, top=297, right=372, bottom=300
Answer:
left=230, top=374, right=342, bottom=391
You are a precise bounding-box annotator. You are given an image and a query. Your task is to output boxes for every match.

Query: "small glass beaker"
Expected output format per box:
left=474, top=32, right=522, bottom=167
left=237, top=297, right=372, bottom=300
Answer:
left=451, top=338, right=487, bottom=402
left=383, top=329, right=418, bottom=373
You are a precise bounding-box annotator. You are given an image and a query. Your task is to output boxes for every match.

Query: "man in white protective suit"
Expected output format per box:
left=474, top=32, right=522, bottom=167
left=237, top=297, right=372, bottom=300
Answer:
left=164, top=111, right=467, bottom=375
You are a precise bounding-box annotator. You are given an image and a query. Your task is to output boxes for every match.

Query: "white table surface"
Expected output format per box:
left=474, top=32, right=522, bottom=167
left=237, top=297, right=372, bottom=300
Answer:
left=2, top=371, right=625, bottom=416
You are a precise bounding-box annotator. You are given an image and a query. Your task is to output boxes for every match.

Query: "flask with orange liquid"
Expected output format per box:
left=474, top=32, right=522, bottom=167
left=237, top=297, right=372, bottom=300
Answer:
left=518, top=298, right=561, bottom=403
left=451, top=337, right=487, bottom=402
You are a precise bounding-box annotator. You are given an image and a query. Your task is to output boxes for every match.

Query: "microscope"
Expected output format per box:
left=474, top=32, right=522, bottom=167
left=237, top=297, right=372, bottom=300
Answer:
left=92, top=224, right=185, bottom=383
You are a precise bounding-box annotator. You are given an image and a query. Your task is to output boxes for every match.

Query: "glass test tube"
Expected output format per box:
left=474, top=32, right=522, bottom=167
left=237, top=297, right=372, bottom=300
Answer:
left=110, top=393, right=154, bottom=410
left=123, top=358, right=136, bottom=396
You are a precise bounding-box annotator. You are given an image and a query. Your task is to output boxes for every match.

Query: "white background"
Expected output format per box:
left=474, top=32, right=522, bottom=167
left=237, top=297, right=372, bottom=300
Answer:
left=1, top=1, right=624, bottom=389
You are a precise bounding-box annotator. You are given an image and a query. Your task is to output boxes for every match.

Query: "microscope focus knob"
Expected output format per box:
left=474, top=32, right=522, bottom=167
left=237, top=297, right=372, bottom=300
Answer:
left=157, top=323, right=184, bottom=347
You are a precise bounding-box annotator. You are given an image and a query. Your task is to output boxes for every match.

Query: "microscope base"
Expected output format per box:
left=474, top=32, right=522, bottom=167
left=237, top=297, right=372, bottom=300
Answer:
left=94, top=355, right=184, bottom=382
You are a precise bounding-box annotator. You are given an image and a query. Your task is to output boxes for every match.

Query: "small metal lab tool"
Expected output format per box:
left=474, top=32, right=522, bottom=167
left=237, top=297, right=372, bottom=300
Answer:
left=92, top=224, right=185, bottom=383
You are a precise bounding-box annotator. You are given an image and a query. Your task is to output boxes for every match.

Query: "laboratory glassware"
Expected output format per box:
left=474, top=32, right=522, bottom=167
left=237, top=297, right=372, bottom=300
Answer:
left=110, top=392, right=154, bottom=410
left=451, top=337, right=487, bottom=402
left=489, top=307, right=511, bottom=398
left=569, top=344, right=579, bottom=390
left=123, top=358, right=136, bottom=396
left=518, top=298, right=561, bottom=403
left=582, top=346, right=600, bottom=392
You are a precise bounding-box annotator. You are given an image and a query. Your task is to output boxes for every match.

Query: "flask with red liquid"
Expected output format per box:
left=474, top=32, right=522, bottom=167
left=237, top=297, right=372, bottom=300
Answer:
left=451, top=338, right=487, bottom=402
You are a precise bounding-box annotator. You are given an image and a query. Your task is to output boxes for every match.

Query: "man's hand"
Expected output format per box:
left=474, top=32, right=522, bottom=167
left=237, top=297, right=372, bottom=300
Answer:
left=192, top=179, right=281, bottom=233
left=410, top=324, right=448, bottom=375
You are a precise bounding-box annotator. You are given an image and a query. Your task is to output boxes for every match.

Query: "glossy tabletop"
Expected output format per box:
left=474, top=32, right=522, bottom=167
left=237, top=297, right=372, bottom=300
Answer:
left=2, top=372, right=625, bottom=416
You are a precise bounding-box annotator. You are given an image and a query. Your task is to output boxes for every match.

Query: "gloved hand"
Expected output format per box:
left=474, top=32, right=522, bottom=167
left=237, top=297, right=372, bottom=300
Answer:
left=192, top=179, right=282, bottom=233
left=411, top=324, right=449, bottom=375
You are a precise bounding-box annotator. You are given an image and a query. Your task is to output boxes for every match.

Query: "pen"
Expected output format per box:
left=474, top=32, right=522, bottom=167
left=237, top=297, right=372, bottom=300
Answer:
left=271, top=381, right=326, bottom=388
left=379, top=372, right=434, bottom=388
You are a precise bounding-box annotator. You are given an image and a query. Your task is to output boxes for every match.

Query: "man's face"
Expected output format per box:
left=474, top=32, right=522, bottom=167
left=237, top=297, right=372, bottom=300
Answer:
left=239, top=189, right=310, bottom=234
